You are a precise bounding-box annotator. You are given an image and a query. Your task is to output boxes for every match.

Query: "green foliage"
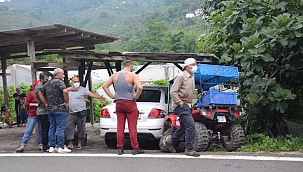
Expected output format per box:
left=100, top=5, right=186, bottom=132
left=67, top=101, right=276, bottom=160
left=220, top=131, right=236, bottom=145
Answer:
left=85, top=82, right=110, bottom=123
left=238, top=133, right=303, bottom=152
left=122, top=20, right=201, bottom=53
left=152, top=79, right=169, bottom=86
left=199, top=0, right=303, bottom=134
left=0, top=83, right=31, bottom=119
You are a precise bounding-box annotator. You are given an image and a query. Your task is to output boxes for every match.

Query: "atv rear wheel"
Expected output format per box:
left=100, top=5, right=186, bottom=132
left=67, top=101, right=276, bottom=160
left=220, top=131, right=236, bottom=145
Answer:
left=221, top=123, right=245, bottom=152
left=194, top=122, right=210, bottom=152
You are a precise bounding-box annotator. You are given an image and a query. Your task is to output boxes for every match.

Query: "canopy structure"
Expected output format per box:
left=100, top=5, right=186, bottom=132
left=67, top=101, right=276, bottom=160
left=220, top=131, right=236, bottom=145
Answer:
left=194, top=64, right=239, bottom=90
left=0, top=24, right=219, bottom=125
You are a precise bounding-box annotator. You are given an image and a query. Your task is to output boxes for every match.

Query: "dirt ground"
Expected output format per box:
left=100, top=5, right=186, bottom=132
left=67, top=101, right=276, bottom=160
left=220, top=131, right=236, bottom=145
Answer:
left=0, top=123, right=111, bottom=153
left=1, top=123, right=302, bottom=156
left=0, top=123, right=162, bottom=154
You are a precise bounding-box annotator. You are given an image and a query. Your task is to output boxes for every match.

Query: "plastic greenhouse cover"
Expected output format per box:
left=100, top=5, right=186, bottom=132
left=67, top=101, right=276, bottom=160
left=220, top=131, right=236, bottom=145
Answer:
left=194, top=64, right=239, bottom=90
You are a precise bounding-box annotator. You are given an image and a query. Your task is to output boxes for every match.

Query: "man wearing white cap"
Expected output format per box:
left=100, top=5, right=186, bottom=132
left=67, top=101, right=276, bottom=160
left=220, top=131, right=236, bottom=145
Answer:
left=166, top=58, right=200, bottom=157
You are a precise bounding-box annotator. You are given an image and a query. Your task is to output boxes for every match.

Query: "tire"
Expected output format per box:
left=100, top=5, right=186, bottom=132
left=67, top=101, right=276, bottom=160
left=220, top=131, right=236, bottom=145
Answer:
left=194, top=122, right=210, bottom=152
left=105, top=138, right=117, bottom=148
left=159, top=128, right=173, bottom=152
left=159, top=127, right=180, bottom=153
left=221, top=123, right=245, bottom=152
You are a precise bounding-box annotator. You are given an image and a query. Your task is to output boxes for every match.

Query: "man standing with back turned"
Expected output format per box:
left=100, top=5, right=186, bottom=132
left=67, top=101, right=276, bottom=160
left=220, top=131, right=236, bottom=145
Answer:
left=102, top=60, right=145, bottom=155
left=39, top=68, right=71, bottom=153
left=166, top=58, right=200, bottom=157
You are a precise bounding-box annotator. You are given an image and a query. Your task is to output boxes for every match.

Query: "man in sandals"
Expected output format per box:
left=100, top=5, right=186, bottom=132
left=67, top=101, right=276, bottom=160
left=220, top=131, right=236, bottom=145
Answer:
left=65, top=76, right=106, bottom=150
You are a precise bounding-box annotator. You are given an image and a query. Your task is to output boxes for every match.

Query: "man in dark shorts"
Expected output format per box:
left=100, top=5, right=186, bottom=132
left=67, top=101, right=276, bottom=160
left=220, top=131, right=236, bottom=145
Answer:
left=66, top=76, right=105, bottom=150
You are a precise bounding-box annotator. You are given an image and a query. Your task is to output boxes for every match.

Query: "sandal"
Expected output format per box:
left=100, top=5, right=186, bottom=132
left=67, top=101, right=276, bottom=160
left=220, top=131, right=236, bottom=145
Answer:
left=77, top=146, right=82, bottom=150
left=67, top=146, right=74, bottom=150
left=16, top=147, right=24, bottom=153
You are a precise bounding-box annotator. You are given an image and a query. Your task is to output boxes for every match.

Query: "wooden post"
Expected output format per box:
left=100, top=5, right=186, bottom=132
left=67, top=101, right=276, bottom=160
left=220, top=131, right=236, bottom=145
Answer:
left=27, top=40, right=38, bottom=145
left=1, top=54, right=9, bottom=106
left=88, top=72, right=94, bottom=126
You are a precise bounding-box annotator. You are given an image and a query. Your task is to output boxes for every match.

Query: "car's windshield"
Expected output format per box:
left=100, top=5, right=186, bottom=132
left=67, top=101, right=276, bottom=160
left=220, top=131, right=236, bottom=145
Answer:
left=137, top=90, right=161, bottom=102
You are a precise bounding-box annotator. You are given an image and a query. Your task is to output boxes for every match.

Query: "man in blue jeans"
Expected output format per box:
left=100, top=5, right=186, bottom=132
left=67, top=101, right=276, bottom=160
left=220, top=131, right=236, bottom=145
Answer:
left=166, top=58, right=200, bottom=157
left=40, top=68, right=71, bottom=153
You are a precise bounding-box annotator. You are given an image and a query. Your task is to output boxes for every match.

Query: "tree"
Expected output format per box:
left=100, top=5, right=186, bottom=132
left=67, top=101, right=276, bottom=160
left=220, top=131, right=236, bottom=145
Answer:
left=198, top=0, right=303, bottom=136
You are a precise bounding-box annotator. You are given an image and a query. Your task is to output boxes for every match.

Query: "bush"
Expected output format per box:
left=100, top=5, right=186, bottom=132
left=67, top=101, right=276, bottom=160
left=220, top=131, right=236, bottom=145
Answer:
left=238, top=133, right=303, bottom=152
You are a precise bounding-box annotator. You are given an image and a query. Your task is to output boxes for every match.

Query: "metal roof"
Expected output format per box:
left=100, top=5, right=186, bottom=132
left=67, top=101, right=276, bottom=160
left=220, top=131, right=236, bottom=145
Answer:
left=0, top=24, right=119, bottom=55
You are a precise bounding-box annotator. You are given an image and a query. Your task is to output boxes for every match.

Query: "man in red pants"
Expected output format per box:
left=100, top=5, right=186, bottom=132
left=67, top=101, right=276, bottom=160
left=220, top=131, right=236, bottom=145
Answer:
left=102, top=60, right=144, bottom=155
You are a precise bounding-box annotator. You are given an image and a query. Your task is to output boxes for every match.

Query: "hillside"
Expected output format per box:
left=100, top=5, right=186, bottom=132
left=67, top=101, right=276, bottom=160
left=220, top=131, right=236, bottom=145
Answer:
left=0, top=0, right=207, bottom=41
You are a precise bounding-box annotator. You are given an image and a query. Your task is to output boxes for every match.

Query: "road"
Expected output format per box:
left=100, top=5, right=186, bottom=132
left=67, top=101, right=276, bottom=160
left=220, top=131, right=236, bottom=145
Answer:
left=1, top=153, right=302, bottom=172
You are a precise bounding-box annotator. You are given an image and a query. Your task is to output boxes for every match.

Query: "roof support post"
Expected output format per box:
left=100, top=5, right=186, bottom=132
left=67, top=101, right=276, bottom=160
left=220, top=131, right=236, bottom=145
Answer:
left=83, top=62, right=93, bottom=87
left=1, top=54, right=9, bottom=106
left=87, top=72, right=94, bottom=125
left=104, top=60, right=114, bottom=76
left=115, top=61, right=121, bottom=72
left=135, top=62, right=152, bottom=74
left=78, top=59, right=85, bottom=86
left=61, top=45, right=69, bottom=86
left=173, top=62, right=183, bottom=71
left=27, top=39, right=38, bottom=145
left=27, top=40, right=37, bottom=82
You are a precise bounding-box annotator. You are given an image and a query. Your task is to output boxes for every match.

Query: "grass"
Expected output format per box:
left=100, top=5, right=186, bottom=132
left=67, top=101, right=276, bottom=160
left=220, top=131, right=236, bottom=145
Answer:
left=237, top=134, right=303, bottom=153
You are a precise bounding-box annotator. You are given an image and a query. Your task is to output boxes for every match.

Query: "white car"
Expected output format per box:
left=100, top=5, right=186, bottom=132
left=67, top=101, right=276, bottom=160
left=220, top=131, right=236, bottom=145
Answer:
left=100, top=86, right=168, bottom=147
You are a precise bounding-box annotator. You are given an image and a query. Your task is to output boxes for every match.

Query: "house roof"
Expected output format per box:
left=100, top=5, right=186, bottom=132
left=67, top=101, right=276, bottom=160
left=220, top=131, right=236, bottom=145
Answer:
left=0, top=24, right=119, bottom=57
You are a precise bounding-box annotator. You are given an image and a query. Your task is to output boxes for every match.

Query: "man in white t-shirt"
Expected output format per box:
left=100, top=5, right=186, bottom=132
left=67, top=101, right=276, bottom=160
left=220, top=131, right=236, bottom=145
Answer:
left=66, top=76, right=106, bottom=150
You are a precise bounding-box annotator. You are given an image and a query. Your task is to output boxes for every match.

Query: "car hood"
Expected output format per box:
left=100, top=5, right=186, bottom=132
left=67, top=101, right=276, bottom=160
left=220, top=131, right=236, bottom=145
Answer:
left=102, top=102, right=166, bottom=122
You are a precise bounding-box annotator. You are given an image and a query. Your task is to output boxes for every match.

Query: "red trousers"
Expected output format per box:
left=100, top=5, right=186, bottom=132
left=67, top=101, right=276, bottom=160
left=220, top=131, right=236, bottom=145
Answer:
left=116, top=100, right=139, bottom=149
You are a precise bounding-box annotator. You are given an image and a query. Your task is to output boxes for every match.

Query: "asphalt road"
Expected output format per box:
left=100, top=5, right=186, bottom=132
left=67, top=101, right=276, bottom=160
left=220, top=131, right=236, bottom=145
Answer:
left=0, top=153, right=302, bottom=172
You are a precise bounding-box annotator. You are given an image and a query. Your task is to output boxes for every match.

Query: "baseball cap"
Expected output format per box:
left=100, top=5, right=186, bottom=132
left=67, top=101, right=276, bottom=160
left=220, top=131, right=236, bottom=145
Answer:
left=182, top=58, right=196, bottom=70
left=16, top=87, right=21, bottom=91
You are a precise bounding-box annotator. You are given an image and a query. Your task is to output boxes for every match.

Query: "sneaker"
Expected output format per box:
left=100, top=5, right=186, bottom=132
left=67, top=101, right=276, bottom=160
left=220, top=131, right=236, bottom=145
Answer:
left=118, top=147, right=124, bottom=155
left=48, top=147, right=58, bottom=153
left=165, top=139, right=176, bottom=153
left=132, top=148, right=145, bottom=155
left=58, top=146, right=72, bottom=153
left=185, top=149, right=200, bottom=157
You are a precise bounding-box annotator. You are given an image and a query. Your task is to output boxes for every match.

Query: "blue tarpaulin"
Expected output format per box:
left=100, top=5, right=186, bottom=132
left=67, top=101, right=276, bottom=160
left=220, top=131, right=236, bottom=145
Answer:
left=194, top=64, right=239, bottom=90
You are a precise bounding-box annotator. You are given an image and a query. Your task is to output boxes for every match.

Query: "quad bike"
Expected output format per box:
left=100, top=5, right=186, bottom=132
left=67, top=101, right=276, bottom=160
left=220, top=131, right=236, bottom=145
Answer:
left=159, top=64, right=245, bottom=152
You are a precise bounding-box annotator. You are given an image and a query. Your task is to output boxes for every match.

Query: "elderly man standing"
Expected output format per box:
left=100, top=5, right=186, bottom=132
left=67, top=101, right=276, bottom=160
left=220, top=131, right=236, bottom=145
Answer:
left=66, top=76, right=106, bottom=150
left=165, top=58, right=200, bottom=157
left=39, top=68, right=71, bottom=153
left=102, top=60, right=144, bottom=155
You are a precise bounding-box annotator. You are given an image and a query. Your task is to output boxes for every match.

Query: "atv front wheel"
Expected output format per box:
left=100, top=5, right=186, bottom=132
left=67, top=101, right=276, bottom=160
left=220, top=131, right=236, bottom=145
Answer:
left=194, top=122, right=210, bottom=152
left=221, top=123, right=245, bottom=152
left=159, top=127, right=180, bottom=152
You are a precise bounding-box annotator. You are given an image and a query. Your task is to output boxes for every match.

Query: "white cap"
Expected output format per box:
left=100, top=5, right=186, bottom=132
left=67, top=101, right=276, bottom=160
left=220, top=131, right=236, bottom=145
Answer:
left=183, top=58, right=196, bottom=70
left=184, top=58, right=196, bottom=66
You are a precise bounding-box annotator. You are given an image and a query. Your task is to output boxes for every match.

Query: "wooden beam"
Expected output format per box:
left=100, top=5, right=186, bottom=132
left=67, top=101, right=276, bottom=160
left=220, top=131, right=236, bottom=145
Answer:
left=27, top=40, right=37, bottom=82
